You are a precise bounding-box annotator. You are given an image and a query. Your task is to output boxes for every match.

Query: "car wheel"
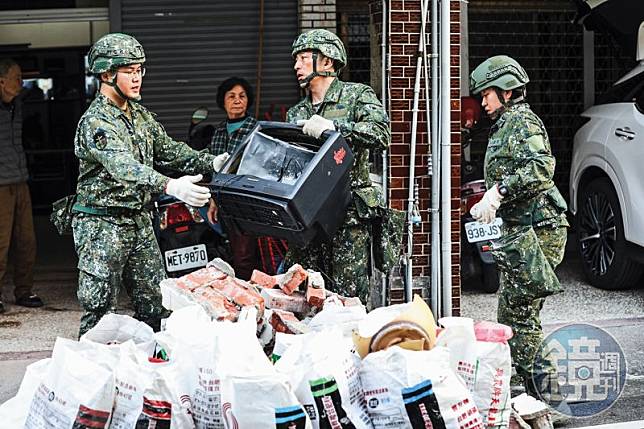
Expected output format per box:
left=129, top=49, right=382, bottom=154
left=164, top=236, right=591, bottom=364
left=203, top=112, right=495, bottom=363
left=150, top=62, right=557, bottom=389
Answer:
left=576, top=178, right=643, bottom=289
left=480, top=263, right=500, bottom=293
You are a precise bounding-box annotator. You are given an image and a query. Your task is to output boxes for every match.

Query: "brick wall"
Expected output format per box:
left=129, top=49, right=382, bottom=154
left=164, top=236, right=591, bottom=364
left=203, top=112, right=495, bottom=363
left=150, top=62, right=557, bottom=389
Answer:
left=297, top=0, right=337, bottom=31
left=380, top=0, right=462, bottom=314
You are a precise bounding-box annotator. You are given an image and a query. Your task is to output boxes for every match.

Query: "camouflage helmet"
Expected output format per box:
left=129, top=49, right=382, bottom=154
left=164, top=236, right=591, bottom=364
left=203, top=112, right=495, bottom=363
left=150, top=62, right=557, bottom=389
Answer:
left=469, top=55, right=529, bottom=95
left=291, top=29, right=347, bottom=70
left=88, top=33, right=145, bottom=74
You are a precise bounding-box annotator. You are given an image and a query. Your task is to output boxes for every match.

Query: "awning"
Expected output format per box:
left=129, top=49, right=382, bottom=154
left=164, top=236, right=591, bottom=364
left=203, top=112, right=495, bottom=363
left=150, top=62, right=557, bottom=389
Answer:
left=572, top=0, right=644, bottom=57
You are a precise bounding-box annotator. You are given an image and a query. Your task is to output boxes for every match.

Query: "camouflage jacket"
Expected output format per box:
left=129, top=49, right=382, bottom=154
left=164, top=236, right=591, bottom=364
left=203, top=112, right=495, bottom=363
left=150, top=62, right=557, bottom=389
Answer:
left=210, top=116, right=257, bottom=156
left=288, top=78, right=389, bottom=189
left=74, top=93, right=215, bottom=212
left=485, top=103, right=568, bottom=227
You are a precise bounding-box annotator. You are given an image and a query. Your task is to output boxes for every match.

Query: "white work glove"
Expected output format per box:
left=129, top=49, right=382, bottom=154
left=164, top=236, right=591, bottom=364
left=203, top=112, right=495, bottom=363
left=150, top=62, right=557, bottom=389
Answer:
left=213, top=152, right=230, bottom=172
left=297, top=114, right=335, bottom=138
left=166, top=174, right=211, bottom=207
left=470, top=184, right=504, bottom=224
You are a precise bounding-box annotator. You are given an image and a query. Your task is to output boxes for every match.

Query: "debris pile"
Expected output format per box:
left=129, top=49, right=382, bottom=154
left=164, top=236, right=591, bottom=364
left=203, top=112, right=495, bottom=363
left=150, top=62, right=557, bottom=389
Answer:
left=0, top=261, right=560, bottom=429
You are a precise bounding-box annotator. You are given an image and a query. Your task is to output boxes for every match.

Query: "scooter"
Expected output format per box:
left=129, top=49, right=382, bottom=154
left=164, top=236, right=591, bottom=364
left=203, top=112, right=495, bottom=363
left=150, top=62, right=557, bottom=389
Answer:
left=460, top=97, right=500, bottom=293
left=154, top=107, right=232, bottom=277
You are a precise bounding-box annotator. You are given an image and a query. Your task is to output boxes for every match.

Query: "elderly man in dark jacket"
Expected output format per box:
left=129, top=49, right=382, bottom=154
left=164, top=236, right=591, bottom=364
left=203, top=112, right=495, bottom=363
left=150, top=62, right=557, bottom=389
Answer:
left=0, top=58, right=43, bottom=313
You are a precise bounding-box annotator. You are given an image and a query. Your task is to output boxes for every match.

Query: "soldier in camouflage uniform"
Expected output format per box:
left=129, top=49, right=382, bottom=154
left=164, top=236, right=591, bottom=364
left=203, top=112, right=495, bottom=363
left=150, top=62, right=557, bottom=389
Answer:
left=72, top=33, right=229, bottom=336
left=469, top=55, right=569, bottom=399
left=287, top=29, right=393, bottom=304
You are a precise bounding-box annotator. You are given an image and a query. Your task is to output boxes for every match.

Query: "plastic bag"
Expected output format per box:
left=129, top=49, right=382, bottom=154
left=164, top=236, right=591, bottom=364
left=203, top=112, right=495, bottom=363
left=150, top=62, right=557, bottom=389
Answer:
left=161, top=305, right=310, bottom=429
left=0, top=358, right=51, bottom=427
left=359, top=346, right=484, bottom=429
left=275, top=329, right=372, bottom=429
left=436, top=318, right=512, bottom=428
left=81, top=313, right=156, bottom=356
left=24, top=338, right=115, bottom=429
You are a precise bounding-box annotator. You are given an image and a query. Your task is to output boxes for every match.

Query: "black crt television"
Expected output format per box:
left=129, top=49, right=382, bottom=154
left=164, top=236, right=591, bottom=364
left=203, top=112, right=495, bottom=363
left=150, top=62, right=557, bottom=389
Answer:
left=209, top=121, right=355, bottom=247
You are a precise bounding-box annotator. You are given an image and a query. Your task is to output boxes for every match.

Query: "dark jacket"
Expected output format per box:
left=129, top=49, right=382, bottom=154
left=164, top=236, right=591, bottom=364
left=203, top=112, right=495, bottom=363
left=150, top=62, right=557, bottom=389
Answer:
left=0, top=96, right=28, bottom=185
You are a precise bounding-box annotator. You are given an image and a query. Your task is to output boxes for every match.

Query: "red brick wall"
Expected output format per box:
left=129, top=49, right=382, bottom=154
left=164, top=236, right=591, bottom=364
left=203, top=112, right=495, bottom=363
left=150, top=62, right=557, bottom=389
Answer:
left=385, top=0, right=461, bottom=314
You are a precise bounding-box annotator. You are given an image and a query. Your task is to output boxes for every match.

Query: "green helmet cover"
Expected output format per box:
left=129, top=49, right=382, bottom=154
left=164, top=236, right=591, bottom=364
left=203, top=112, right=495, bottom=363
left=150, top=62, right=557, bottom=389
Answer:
left=469, top=55, right=529, bottom=95
left=291, top=29, right=347, bottom=70
left=88, top=33, right=146, bottom=74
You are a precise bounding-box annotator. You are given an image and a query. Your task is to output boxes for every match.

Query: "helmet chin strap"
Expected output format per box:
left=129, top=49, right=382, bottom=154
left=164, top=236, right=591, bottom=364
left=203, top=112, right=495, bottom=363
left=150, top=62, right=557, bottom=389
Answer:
left=489, top=87, right=525, bottom=121
left=297, top=51, right=338, bottom=88
left=104, top=73, right=141, bottom=102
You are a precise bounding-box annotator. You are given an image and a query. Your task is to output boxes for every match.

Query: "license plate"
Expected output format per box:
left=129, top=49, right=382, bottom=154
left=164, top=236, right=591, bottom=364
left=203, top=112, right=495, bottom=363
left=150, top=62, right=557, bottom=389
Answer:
left=164, top=244, right=208, bottom=272
left=464, top=218, right=503, bottom=243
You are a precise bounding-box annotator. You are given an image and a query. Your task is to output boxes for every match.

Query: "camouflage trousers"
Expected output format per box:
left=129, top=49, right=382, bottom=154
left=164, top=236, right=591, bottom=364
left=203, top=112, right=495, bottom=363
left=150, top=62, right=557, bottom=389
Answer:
left=287, top=216, right=371, bottom=303
left=72, top=213, right=167, bottom=337
left=493, top=222, right=567, bottom=393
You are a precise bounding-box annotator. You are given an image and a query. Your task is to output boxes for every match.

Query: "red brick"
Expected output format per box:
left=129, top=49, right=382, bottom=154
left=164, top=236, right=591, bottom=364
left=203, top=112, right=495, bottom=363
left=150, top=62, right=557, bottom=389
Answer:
left=270, top=309, right=308, bottom=334
left=306, top=283, right=325, bottom=308
left=250, top=269, right=277, bottom=289
left=279, top=264, right=308, bottom=295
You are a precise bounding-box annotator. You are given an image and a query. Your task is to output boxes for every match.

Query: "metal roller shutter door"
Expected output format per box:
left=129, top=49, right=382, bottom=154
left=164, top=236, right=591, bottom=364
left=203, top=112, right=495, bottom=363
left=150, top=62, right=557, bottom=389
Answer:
left=116, top=0, right=300, bottom=140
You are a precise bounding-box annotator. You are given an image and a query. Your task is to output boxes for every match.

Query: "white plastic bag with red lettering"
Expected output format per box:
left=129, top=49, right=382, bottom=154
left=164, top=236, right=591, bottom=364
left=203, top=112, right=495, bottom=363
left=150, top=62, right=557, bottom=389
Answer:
left=436, top=317, right=512, bottom=428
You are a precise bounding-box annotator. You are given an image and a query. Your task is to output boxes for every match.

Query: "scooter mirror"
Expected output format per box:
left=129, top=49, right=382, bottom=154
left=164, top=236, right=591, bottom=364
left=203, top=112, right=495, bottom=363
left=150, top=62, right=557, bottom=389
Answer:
left=191, top=106, right=209, bottom=125
left=461, top=96, right=481, bottom=129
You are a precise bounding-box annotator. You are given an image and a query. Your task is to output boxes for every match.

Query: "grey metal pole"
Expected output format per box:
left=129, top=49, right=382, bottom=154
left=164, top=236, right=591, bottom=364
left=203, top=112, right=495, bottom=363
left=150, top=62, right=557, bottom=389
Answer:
left=405, top=0, right=430, bottom=302
left=430, top=0, right=441, bottom=317
left=381, top=0, right=389, bottom=307
left=440, top=0, right=452, bottom=317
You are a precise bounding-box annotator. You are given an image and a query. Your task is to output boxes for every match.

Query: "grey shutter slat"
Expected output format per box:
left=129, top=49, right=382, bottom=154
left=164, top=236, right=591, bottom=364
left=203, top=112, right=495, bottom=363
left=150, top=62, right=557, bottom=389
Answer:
left=120, top=0, right=300, bottom=141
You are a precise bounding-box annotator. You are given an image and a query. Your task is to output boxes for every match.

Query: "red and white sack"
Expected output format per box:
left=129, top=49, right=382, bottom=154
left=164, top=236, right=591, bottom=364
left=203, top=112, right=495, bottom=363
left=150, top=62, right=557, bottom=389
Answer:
left=24, top=338, right=115, bottom=429
left=275, top=329, right=372, bottom=429
left=136, top=343, right=197, bottom=429
left=436, top=318, right=512, bottom=428
left=359, top=346, right=484, bottom=429
left=470, top=321, right=512, bottom=428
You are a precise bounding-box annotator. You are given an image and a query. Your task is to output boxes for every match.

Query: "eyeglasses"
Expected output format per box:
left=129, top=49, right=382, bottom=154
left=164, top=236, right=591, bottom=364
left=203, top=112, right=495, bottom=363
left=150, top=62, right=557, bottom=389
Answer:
left=118, top=67, right=146, bottom=79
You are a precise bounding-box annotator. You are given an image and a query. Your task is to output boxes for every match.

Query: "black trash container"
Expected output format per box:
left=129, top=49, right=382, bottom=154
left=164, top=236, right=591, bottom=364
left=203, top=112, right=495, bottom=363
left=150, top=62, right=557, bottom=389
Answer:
left=209, top=121, right=354, bottom=247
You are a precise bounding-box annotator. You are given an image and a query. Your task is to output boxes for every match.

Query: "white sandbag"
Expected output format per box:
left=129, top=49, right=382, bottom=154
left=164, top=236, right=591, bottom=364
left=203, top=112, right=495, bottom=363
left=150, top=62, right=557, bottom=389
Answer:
left=470, top=321, right=512, bottom=428
left=436, top=317, right=478, bottom=391
left=108, top=342, right=154, bottom=429
left=224, top=374, right=312, bottom=429
left=160, top=304, right=283, bottom=429
left=359, top=346, right=484, bottom=429
left=275, top=329, right=372, bottom=429
left=81, top=313, right=155, bottom=356
left=0, top=358, right=51, bottom=428
left=24, top=338, right=115, bottom=429
left=136, top=347, right=197, bottom=429
left=436, top=318, right=512, bottom=428
left=272, top=332, right=304, bottom=363
left=307, top=301, right=367, bottom=337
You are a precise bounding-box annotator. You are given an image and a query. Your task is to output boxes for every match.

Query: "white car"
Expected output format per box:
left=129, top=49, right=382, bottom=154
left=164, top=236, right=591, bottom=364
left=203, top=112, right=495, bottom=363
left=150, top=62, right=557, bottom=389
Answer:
left=569, top=23, right=644, bottom=289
